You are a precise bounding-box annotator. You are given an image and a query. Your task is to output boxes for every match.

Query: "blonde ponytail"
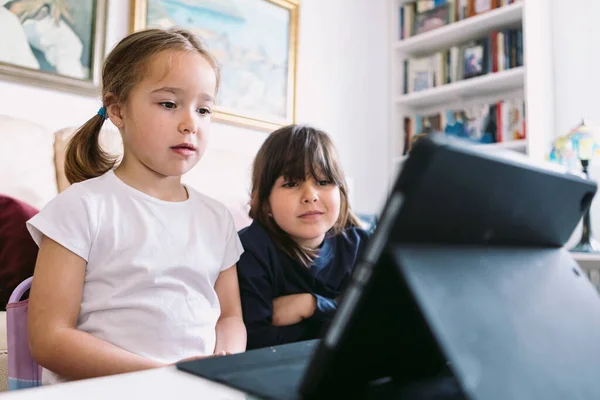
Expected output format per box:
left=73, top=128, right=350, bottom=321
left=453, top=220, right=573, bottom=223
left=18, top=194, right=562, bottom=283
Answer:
left=64, top=112, right=117, bottom=184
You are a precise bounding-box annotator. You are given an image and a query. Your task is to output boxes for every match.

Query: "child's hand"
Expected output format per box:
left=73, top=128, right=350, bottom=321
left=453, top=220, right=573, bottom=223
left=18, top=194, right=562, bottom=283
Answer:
left=272, top=293, right=317, bottom=326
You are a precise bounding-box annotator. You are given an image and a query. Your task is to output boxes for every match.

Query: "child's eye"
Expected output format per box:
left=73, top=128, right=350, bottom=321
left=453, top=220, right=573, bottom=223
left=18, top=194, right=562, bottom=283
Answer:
left=159, top=101, right=176, bottom=109
left=318, top=180, right=332, bottom=186
left=197, top=107, right=212, bottom=115
left=283, top=181, right=297, bottom=188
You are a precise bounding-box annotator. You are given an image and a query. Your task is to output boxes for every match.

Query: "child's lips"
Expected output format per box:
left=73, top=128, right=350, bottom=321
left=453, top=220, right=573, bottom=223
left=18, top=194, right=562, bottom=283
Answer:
left=171, top=147, right=196, bottom=157
left=299, top=211, right=324, bottom=219
left=170, top=143, right=197, bottom=157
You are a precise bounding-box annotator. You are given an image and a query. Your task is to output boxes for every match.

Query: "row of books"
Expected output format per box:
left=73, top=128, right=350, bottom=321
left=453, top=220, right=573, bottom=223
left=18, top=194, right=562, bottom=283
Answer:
left=403, top=98, right=526, bottom=154
left=403, top=28, right=523, bottom=94
left=400, top=0, right=522, bottom=40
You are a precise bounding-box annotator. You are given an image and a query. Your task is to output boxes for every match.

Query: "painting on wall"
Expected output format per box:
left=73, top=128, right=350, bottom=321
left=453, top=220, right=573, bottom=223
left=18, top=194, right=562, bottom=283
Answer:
left=131, top=0, right=300, bottom=131
left=0, top=0, right=107, bottom=94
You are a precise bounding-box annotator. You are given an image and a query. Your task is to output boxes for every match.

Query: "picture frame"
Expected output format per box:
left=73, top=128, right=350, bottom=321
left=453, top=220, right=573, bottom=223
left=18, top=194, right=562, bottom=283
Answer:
left=0, top=0, right=108, bottom=95
left=130, top=0, right=300, bottom=131
left=462, top=39, right=488, bottom=79
left=413, top=3, right=451, bottom=36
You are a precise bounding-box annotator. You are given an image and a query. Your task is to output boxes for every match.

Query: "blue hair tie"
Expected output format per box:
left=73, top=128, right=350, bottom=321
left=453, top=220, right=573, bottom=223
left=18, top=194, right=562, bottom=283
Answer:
left=97, top=106, right=107, bottom=119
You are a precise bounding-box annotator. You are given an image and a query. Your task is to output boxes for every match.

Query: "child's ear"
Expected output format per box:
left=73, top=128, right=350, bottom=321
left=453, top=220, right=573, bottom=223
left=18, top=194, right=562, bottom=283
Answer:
left=261, top=196, right=273, bottom=217
left=104, top=92, right=124, bottom=128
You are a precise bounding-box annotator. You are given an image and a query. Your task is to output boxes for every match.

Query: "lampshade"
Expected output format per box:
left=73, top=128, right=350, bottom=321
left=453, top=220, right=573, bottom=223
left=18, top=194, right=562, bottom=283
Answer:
left=550, top=119, right=600, bottom=166
left=550, top=120, right=600, bottom=254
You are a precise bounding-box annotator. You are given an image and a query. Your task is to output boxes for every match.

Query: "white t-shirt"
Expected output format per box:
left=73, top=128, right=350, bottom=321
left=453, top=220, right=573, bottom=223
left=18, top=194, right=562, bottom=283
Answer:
left=26, top=171, right=244, bottom=384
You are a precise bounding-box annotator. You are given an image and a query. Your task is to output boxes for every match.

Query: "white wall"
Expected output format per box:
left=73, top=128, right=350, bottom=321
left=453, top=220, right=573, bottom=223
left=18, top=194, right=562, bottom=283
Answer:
left=551, top=0, right=600, bottom=137
left=295, top=0, right=390, bottom=215
left=0, top=0, right=390, bottom=215
left=549, top=0, right=600, bottom=245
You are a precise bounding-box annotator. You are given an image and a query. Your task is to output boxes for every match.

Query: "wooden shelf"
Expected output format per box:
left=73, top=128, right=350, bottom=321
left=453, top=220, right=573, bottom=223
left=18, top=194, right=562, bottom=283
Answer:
left=572, top=252, right=600, bottom=262
left=477, top=140, right=527, bottom=151
left=394, top=140, right=526, bottom=165
left=395, top=67, right=525, bottom=109
left=395, top=2, right=523, bottom=57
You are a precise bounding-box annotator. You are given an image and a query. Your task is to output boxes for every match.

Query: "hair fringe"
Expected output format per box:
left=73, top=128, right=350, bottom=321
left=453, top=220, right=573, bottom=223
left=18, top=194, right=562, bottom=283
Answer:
left=64, top=115, right=117, bottom=184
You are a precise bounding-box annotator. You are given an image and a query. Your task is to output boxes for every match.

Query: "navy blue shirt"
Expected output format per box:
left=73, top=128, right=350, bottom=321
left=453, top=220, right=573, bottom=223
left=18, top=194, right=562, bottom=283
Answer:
left=237, top=221, right=370, bottom=350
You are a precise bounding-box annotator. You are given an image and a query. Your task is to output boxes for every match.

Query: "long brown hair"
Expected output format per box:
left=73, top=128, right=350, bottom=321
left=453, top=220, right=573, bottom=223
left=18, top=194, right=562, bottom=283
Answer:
left=250, top=124, right=361, bottom=267
left=65, top=28, right=220, bottom=184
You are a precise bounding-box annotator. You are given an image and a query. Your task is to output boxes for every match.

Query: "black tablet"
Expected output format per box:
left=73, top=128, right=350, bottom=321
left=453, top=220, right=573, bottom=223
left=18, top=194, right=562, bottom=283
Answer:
left=299, top=135, right=600, bottom=399
left=178, top=135, right=600, bottom=400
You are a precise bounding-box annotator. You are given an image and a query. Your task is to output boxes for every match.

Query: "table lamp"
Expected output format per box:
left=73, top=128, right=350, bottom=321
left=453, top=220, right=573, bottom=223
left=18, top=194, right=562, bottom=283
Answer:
left=550, top=119, right=600, bottom=252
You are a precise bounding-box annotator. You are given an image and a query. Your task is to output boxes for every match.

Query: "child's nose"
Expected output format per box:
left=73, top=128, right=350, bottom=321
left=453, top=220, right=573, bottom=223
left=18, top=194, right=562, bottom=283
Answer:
left=302, top=186, right=318, bottom=203
left=178, top=112, right=198, bottom=134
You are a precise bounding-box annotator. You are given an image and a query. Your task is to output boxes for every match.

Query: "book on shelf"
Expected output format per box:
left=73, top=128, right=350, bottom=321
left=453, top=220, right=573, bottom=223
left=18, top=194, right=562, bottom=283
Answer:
left=399, top=0, right=522, bottom=40
left=402, top=97, right=526, bottom=154
left=497, top=97, right=526, bottom=143
left=402, top=28, right=523, bottom=94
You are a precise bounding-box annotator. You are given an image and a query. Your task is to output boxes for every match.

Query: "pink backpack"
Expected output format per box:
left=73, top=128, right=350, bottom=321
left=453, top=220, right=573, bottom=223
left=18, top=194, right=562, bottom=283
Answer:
left=6, top=277, right=42, bottom=390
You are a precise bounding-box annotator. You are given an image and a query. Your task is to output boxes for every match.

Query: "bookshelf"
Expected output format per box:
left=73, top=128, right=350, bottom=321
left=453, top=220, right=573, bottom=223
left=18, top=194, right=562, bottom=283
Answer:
left=389, top=0, right=555, bottom=187
left=395, top=66, right=525, bottom=108
left=395, top=2, right=523, bottom=56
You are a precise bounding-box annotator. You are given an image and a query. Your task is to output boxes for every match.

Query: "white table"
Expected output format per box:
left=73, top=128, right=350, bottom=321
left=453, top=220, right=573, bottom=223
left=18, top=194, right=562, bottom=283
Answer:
left=6, top=252, right=599, bottom=400
left=0, top=367, right=257, bottom=400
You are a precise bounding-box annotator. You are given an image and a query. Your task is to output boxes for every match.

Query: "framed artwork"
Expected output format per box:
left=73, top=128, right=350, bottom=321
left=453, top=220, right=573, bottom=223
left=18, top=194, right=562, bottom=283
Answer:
left=131, top=0, right=300, bottom=131
left=0, top=0, right=107, bottom=95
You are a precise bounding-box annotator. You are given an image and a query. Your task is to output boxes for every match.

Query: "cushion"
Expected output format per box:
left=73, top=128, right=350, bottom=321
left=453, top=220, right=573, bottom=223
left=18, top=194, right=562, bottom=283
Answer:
left=0, top=115, right=57, bottom=210
left=0, top=196, right=39, bottom=311
left=53, top=125, right=123, bottom=193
